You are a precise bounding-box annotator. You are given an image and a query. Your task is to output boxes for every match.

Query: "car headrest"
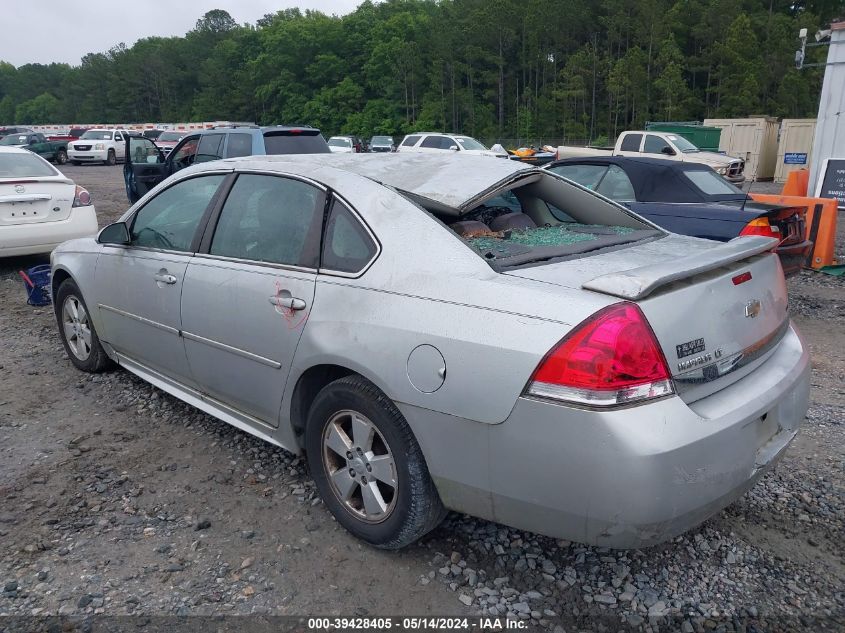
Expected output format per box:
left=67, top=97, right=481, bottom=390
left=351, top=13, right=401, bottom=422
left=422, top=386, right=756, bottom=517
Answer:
left=489, top=212, right=536, bottom=232
left=451, top=220, right=492, bottom=237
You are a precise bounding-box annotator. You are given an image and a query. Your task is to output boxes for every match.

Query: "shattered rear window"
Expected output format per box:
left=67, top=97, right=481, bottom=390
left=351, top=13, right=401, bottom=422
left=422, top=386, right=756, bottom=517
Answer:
left=465, top=224, right=635, bottom=257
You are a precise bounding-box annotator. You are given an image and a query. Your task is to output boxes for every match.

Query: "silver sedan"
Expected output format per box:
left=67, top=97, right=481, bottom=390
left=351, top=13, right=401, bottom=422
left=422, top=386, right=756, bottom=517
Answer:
left=50, top=153, right=810, bottom=549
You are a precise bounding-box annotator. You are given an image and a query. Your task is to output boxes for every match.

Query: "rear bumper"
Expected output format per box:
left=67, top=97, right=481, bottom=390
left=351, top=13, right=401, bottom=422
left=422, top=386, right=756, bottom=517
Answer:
left=0, top=206, right=98, bottom=256
left=408, top=323, right=809, bottom=548
left=776, top=239, right=813, bottom=277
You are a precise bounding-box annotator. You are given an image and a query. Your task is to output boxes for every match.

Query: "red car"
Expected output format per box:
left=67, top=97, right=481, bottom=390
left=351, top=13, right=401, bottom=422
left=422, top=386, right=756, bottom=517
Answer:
left=154, top=130, right=184, bottom=156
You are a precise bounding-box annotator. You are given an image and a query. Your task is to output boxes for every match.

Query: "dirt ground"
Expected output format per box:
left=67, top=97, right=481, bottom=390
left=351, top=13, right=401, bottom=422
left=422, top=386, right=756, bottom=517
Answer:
left=0, top=164, right=843, bottom=631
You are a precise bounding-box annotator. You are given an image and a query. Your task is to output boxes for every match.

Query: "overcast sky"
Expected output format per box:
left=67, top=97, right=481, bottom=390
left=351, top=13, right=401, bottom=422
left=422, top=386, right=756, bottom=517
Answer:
left=3, top=0, right=363, bottom=67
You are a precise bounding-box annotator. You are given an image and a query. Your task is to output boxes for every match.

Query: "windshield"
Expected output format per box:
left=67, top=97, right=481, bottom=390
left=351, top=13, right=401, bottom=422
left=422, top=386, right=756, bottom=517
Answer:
left=263, top=130, right=330, bottom=154
left=455, top=137, right=488, bottom=151
left=79, top=130, right=113, bottom=140
left=684, top=170, right=744, bottom=196
left=328, top=137, right=352, bottom=147
left=371, top=136, right=393, bottom=145
left=0, top=135, right=28, bottom=145
left=666, top=135, right=700, bottom=153
left=157, top=131, right=183, bottom=142
left=0, top=152, right=58, bottom=177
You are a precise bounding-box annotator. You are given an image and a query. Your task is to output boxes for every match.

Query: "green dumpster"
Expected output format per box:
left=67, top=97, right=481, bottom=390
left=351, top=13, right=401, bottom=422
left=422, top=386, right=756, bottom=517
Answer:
left=645, top=123, right=722, bottom=152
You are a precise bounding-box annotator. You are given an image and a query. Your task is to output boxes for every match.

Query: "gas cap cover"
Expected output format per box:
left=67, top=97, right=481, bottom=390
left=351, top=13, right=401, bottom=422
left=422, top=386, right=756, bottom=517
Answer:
left=406, top=344, right=446, bottom=393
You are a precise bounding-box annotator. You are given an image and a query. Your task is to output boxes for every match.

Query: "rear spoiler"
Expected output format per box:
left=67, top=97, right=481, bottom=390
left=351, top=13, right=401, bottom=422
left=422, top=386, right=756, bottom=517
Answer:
left=582, top=236, right=778, bottom=300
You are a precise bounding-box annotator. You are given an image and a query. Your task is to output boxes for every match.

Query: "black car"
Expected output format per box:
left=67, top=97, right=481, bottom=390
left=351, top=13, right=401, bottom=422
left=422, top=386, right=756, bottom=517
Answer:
left=123, top=125, right=331, bottom=203
left=545, top=156, right=812, bottom=276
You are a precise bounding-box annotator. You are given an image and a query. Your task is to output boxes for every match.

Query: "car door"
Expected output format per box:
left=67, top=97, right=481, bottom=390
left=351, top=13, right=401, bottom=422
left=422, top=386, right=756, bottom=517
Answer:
left=615, top=133, right=643, bottom=157
left=641, top=133, right=675, bottom=158
left=95, top=172, right=229, bottom=386
left=180, top=172, right=324, bottom=426
left=113, top=131, right=126, bottom=160
left=124, top=135, right=167, bottom=203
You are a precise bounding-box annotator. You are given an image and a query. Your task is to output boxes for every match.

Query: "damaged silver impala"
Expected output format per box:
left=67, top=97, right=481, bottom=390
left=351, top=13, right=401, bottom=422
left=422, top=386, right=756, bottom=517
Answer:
left=50, top=153, right=810, bottom=549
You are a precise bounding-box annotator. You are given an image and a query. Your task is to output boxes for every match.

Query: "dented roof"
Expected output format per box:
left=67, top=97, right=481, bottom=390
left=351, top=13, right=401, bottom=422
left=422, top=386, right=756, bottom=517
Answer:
left=222, top=152, right=537, bottom=214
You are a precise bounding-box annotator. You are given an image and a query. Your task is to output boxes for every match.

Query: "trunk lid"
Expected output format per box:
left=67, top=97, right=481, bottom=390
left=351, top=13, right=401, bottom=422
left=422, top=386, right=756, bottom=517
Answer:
left=506, top=234, right=789, bottom=403
left=0, top=179, right=75, bottom=226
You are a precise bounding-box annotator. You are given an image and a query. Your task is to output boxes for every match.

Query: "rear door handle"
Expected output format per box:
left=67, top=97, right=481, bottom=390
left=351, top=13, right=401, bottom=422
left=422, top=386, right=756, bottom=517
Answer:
left=154, top=272, right=177, bottom=285
left=269, top=295, right=307, bottom=311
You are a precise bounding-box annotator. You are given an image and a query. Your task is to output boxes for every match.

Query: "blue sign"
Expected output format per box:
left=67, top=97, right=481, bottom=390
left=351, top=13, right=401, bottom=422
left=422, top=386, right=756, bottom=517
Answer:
left=784, top=152, right=807, bottom=165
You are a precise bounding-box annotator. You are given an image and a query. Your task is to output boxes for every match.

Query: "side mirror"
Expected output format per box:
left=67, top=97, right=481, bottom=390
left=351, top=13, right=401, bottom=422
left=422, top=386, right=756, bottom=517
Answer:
left=661, top=146, right=675, bottom=156
left=449, top=145, right=459, bottom=151
left=97, top=222, right=130, bottom=245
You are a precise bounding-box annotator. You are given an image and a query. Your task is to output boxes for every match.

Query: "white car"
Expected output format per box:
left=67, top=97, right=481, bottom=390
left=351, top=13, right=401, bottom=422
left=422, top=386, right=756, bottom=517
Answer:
left=397, top=132, right=507, bottom=157
left=67, top=129, right=129, bottom=166
left=327, top=136, right=357, bottom=153
left=0, top=147, right=97, bottom=256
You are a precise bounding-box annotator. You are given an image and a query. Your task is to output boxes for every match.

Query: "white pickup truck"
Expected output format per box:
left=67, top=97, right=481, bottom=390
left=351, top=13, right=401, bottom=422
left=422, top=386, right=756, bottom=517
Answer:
left=67, top=128, right=130, bottom=166
left=557, top=131, right=745, bottom=184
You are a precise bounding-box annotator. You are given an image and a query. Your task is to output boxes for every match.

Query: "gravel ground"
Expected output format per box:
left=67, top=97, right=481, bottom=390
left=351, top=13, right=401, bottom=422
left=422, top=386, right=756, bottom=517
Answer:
left=0, top=165, right=843, bottom=632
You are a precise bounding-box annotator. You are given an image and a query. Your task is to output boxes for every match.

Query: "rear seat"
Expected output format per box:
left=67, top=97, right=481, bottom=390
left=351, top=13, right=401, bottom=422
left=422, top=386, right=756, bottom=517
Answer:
left=489, top=212, right=536, bottom=232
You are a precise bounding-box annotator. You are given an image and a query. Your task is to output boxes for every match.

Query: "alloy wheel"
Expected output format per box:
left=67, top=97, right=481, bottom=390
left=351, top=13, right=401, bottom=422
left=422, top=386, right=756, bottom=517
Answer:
left=322, top=409, right=398, bottom=523
left=62, top=295, right=92, bottom=361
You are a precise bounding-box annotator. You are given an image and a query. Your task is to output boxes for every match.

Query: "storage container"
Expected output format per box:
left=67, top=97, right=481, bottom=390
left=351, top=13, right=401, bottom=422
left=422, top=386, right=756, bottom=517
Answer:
left=775, top=119, right=816, bottom=183
left=703, top=117, right=779, bottom=181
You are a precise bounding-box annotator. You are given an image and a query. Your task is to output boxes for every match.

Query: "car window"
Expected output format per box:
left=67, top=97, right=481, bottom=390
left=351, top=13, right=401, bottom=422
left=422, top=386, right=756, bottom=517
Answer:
left=226, top=133, right=253, bottom=158
left=114, top=132, right=123, bottom=142
left=643, top=134, right=668, bottom=154
left=684, top=170, right=744, bottom=195
left=421, top=135, right=452, bottom=150
left=548, top=164, right=608, bottom=190
left=130, top=175, right=224, bottom=252
left=0, top=152, right=58, bottom=177
left=195, top=133, right=225, bottom=163
left=128, top=136, right=161, bottom=164
left=401, top=135, right=421, bottom=147
left=263, top=131, right=330, bottom=154
left=619, top=134, right=641, bottom=152
left=170, top=137, right=199, bottom=170
left=321, top=199, right=377, bottom=274
left=209, top=174, right=321, bottom=268
left=596, top=165, right=636, bottom=201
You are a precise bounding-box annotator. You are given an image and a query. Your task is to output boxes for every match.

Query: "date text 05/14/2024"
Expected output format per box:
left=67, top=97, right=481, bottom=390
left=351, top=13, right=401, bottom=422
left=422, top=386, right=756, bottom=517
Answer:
left=307, top=617, right=528, bottom=630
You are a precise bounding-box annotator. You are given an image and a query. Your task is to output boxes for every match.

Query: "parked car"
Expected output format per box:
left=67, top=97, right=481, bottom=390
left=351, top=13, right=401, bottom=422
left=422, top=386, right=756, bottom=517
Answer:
left=153, top=131, right=184, bottom=156
left=546, top=156, right=812, bottom=276
left=328, top=136, right=357, bottom=153
left=556, top=131, right=746, bottom=184
left=0, top=147, right=96, bottom=256
left=398, top=132, right=507, bottom=157
left=369, top=135, right=395, bottom=152
left=123, top=125, right=331, bottom=203
left=0, top=126, right=34, bottom=140
left=67, top=129, right=130, bottom=166
left=0, top=132, right=69, bottom=164
left=51, top=152, right=808, bottom=550
left=48, top=128, right=90, bottom=143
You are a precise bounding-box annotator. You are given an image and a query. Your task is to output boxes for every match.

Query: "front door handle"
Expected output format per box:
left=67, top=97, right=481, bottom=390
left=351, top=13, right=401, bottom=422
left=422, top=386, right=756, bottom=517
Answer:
left=153, top=272, right=177, bottom=285
left=269, top=295, right=306, bottom=311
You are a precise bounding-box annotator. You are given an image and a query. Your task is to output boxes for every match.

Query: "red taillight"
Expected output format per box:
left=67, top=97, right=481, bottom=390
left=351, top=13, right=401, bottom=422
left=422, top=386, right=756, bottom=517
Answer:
left=740, top=217, right=780, bottom=240
left=732, top=271, right=752, bottom=285
left=72, top=185, right=90, bottom=207
left=526, top=303, right=674, bottom=407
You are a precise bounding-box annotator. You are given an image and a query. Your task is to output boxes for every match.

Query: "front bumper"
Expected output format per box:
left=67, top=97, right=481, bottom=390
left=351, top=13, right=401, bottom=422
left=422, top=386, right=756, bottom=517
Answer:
left=410, top=323, right=809, bottom=548
left=67, top=149, right=109, bottom=162
left=0, top=206, right=98, bottom=256
left=776, top=239, right=813, bottom=277
left=725, top=173, right=746, bottom=185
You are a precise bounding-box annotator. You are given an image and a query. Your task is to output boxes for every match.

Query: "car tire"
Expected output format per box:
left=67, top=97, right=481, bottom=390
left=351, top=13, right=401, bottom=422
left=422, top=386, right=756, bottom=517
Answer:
left=105, top=150, right=116, bottom=166
left=55, top=279, right=113, bottom=373
left=305, top=375, right=445, bottom=549
left=71, top=161, right=81, bottom=166
left=55, top=149, right=68, bottom=165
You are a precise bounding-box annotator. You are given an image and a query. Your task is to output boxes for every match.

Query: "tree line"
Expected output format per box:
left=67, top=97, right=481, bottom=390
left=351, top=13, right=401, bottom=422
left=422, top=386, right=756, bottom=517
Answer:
left=0, top=0, right=838, bottom=144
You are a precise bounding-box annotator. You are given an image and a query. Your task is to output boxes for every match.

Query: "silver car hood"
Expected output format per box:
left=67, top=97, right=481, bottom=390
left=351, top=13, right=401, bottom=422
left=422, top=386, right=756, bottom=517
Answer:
left=236, top=153, right=536, bottom=215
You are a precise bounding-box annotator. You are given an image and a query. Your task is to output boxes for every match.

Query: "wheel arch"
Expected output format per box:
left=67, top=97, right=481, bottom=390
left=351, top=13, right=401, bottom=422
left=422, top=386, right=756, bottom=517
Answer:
left=50, top=266, right=74, bottom=306
left=287, top=362, right=397, bottom=451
